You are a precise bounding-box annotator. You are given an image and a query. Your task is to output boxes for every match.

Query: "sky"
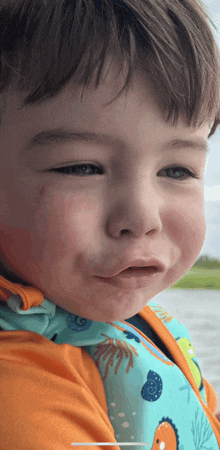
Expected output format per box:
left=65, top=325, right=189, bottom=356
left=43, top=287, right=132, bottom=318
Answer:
left=191, top=0, right=220, bottom=259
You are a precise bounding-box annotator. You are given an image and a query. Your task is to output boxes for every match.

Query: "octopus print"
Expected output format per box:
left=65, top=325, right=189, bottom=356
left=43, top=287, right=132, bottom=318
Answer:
left=151, top=417, right=179, bottom=450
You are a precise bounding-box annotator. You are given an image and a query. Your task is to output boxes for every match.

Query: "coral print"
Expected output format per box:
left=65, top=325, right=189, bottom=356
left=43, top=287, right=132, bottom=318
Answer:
left=110, top=323, right=174, bottom=366
left=141, top=370, right=163, bottom=402
left=149, top=304, right=174, bottom=324
left=94, top=334, right=139, bottom=381
left=192, top=408, right=215, bottom=450
left=151, top=417, right=180, bottom=450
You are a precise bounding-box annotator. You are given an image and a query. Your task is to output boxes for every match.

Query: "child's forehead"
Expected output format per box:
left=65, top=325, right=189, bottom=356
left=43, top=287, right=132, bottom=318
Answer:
left=0, top=67, right=212, bottom=151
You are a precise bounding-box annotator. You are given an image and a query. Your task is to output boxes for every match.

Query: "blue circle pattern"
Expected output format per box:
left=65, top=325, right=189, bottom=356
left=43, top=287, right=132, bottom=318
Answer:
left=68, top=314, right=92, bottom=332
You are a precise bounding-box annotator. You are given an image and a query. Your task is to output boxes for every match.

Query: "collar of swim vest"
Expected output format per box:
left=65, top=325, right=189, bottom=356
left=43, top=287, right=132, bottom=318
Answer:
left=0, top=275, right=44, bottom=311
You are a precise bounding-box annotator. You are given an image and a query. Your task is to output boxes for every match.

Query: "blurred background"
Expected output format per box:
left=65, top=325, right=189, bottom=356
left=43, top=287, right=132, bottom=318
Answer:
left=199, top=0, right=220, bottom=259
left=154, top=0, right=220, bottom=395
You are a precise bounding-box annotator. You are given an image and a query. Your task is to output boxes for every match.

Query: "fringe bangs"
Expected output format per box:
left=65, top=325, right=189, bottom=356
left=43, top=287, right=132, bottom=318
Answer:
left=0, top=0, right=219, bottom=136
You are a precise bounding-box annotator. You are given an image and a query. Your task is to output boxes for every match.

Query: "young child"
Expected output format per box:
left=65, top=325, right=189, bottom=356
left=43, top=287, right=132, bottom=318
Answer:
left=0, top=0, right=220, bottom=448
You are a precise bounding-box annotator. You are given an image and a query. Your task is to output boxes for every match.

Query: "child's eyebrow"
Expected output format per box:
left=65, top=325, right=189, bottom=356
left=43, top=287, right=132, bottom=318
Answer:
left=22, top=128, right=209, bottom=154
left=164, top=138, right=209, bottom=153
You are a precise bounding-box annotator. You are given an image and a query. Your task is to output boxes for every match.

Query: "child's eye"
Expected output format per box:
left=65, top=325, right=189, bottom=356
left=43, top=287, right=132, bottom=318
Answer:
left=50, top=164, right=104, bottom=176
left=159, top=166, right=200, bottom=180
left=50, top=164, right=199, bottom=180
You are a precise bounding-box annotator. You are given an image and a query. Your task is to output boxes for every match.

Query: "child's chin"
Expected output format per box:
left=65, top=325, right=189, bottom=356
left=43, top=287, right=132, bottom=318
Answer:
left=85, top=310, right=135, bottom=323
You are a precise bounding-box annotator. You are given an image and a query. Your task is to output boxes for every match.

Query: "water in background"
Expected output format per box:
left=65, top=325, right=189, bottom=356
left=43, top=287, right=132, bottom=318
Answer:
left=152, top=289, right=220, bottom=394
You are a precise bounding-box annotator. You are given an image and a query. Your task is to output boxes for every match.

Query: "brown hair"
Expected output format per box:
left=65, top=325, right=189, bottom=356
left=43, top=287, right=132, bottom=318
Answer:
left=0, top=0, right=220, bottom=137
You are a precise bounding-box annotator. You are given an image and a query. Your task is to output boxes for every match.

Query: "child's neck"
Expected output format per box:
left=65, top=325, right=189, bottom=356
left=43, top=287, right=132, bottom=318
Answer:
left=0, top=262, right=32, bottom=287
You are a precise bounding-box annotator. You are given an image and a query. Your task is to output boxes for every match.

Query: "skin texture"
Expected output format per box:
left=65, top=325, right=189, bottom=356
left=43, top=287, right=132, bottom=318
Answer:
left=0, top=64, right=211, bottom=323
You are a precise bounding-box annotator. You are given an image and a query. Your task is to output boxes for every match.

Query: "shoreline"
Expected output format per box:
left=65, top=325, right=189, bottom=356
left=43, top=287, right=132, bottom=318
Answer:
left=169, top=267, right=220, bottom=289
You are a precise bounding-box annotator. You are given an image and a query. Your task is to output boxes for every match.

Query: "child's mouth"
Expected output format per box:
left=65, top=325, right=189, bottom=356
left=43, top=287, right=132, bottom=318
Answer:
left=95, top=266, right=161, bottom=290
left=126, top=266, right=158, bottom=274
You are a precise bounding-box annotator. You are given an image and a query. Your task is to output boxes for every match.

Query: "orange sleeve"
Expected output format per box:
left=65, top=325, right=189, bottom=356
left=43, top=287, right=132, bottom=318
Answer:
left=0, top=330, right=120, bottom=450
left=203, top=377, right=217, bottom=414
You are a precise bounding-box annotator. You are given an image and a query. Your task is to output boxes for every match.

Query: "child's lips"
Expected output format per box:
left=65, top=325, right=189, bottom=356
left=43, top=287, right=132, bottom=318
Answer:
left=91, top=257, right=165, bottom=278
left=94, top=266, right=163, bottom=290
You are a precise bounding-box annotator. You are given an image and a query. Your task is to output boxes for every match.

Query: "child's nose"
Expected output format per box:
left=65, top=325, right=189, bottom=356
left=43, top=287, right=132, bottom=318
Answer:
left=107, top=186, right=163, bottom=239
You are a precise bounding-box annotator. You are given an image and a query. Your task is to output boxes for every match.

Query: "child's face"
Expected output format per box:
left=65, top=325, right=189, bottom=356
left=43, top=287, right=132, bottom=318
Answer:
left=0, top=65, right=210, bottom=321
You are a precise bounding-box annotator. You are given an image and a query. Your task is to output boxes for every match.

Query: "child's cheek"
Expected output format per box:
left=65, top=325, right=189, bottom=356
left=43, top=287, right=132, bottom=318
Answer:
left=168, top=196, right=206, bottom=273
left=35, top=189, right=103, bottom=258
